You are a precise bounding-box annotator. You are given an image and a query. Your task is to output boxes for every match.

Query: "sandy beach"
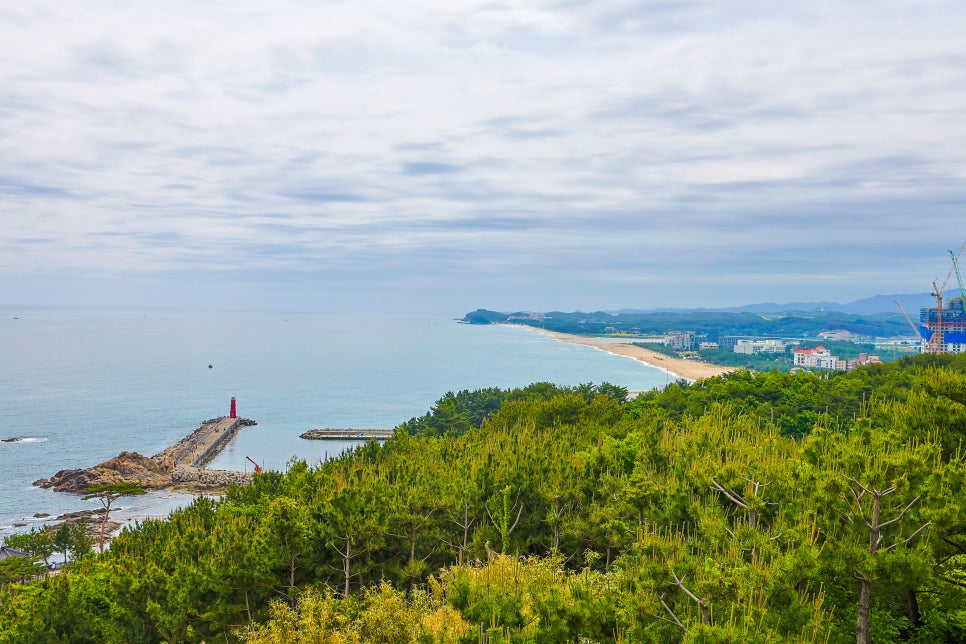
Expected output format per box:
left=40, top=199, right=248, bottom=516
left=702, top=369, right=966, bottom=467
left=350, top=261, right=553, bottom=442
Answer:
left=532, top=329, right=736, bottom=382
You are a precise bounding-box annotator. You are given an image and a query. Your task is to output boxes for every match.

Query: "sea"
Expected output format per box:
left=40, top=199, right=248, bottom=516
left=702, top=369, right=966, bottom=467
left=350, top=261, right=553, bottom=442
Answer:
left=0, top=309, right=668, bottom=538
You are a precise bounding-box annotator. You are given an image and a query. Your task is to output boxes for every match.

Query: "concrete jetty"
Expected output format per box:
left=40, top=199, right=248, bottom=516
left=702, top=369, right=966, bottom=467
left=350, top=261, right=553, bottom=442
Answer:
left=300, top=428, right=395, bottom=440
left=155, top=416, right=256, bottom=469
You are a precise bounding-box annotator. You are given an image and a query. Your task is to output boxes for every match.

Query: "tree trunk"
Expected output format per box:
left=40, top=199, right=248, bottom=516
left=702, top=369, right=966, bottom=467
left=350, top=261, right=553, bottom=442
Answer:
left=550, top=496, right=564, bottom=552
left=343, top=535, right=352, bottom=598
left=857, top=494, right=882, bottom=644
left=98, top=500, right=114, bottom=554
left=856, top=576, right=872, bottom=644
left=409, top=525, right=417, bottom=591
left=906, top=588, right=922, bottom=629
left=456, top=503, right=473, bottom=566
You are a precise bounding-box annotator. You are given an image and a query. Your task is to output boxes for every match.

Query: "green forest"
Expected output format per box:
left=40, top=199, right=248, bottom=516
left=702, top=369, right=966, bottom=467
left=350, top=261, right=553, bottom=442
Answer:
left=3, top=355, right=966, bottom=643
left=462, top=308, right=911, bottom=340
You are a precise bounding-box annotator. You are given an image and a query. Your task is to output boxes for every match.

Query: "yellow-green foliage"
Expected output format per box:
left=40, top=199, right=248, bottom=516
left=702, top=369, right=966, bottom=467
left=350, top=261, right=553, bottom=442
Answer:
left=243, top=581, right=469, bottom=644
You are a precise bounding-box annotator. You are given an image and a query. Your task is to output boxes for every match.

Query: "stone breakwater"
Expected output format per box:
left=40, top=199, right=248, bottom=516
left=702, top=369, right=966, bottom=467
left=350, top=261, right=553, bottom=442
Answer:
left=155, top=416, right=257, bottom=469
left=33, top=417, right=257, bottom=494
left=300, top=428, right=394, bottom=440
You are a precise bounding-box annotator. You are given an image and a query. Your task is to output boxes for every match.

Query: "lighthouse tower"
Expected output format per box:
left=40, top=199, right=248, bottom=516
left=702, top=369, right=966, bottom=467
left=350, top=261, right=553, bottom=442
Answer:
left=230, top=397, right=237, bottom=419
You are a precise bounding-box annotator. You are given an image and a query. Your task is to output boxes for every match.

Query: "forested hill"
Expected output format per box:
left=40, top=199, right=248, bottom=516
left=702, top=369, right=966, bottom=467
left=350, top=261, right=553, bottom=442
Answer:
left=3, top=355, right=966, bottom=642
left=462, top=307, right=912, bottom=339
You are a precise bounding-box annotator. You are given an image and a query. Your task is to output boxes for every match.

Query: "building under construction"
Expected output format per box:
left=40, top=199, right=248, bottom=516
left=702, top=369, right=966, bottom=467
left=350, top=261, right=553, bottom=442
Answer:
left=920, top=296, right=966, bottom=354
left=918, top=244, right=966, bottom=354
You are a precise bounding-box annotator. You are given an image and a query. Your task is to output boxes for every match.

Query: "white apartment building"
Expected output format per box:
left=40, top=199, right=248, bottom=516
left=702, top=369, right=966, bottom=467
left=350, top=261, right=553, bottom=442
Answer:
left=792, top=345, right=843, bottom=370
left=733, top=339, right=787, bottom=355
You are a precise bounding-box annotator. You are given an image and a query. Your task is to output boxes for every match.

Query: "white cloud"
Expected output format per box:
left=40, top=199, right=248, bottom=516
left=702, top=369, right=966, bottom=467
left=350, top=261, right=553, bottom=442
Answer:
left=1, top=1, right=965, bottom=310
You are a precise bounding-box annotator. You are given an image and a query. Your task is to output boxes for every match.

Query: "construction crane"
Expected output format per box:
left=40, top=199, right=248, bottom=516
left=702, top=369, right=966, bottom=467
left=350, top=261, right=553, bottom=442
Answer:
left=895, top=300, right=926, bottom=344
left=931, top=280, right=945, bottom=354
left=245, top=456, right=263, bottom=474
left=951, top=248, right=966, bottom=305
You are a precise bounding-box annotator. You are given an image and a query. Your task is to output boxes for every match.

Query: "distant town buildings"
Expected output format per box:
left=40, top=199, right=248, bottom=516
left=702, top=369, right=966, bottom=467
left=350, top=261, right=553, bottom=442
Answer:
left=733, top=339, right=787, bottom=355
left=847, top=353, right=882, bottom=370
left=660, top=330, right=888, bottom=373
left=506, top=312, right=546, bottom=322
left=792, top=346, right=843, bottom=370
left=665, top=331, right=695, bottom=351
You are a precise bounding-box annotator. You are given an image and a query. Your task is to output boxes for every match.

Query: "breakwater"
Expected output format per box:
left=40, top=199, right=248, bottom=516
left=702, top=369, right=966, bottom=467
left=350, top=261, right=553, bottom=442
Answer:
left=155, top=416, right=258, bottom=469
left=300, top=428, right=395, bottom=440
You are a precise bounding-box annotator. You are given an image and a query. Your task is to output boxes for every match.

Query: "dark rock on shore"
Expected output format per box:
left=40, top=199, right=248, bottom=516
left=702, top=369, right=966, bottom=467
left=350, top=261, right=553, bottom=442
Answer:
left=50, top=509, right=120, bottom=541
left=34, top=450, right=171, bottom=492
left=56, top=509, right=105, bottom=521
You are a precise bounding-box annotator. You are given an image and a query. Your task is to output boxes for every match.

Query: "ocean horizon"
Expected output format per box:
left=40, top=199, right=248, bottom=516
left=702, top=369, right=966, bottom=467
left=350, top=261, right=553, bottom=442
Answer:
left=0, top=308, right=668, bottom=538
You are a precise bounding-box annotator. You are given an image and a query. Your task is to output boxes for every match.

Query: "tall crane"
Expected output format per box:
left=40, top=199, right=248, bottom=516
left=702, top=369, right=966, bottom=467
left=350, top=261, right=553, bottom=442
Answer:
left=895, top=300, right=926, bottom=344
left=246, top=456, right=263, bottom=474
left=931, top=279, right=946, bottom=354
left=951, top=248, right=966, bottom=306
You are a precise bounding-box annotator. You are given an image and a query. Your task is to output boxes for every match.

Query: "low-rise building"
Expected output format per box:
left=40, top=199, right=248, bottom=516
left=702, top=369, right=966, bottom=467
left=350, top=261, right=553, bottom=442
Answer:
left=0, top=547, right=27, bottom=560
left=665, top=331, right=695, bottom=351
left=847, top=353, right=883, bottom=370
left=792, top=345, right=844, bottom=370
left=734, top=339, right=787, bottom=354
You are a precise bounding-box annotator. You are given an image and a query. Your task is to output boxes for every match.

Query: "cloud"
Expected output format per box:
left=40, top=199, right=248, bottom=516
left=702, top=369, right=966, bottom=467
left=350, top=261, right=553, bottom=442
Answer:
left=0, top=176, right=74, bottom=198
left=277, top=190, right=368, bottom=203
left=401, top=162, right=462, bottom=176
left=1, top=1, right=965, bottom=311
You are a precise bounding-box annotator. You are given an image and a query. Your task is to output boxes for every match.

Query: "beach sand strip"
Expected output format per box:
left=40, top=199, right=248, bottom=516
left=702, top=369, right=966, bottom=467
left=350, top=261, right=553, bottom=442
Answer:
left=532, top=329, right=736, bottom=382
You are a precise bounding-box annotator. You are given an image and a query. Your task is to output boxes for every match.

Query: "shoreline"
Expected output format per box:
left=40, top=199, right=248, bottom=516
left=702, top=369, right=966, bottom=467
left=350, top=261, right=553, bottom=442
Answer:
left=524, top=327, right=736, bottom=383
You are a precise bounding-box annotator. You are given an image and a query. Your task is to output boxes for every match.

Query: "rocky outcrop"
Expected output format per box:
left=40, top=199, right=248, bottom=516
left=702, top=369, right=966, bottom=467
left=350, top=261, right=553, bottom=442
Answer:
left=34, top=451, right=171, bottom=492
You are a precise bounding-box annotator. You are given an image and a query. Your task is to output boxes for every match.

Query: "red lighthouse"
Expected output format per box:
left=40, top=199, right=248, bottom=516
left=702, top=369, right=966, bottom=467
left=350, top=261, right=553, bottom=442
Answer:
left=230, top=397, right=237, bottom=419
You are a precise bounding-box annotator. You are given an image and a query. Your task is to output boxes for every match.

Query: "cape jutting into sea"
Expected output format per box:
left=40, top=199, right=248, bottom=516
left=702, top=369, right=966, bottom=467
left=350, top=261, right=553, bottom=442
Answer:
left=0, top=309, right=668, bottom=536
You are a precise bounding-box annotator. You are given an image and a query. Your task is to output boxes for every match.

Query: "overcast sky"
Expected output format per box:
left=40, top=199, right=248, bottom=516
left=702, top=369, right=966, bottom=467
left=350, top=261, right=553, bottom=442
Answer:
left=2, top=1, right=965, bottom=314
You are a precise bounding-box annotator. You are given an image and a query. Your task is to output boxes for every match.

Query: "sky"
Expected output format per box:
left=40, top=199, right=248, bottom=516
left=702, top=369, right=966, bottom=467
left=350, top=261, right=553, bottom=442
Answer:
left=2, top=1, right=966, bottom=315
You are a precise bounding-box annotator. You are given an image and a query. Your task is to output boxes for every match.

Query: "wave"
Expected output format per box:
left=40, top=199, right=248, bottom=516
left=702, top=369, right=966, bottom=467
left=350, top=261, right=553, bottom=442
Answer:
left=1, top=436, right=49, bottom=443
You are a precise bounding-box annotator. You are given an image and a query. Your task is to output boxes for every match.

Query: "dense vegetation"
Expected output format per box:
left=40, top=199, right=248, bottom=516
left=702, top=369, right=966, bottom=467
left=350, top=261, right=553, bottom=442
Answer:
left=3, top=356, right=966, bottom=642
left=463, top=308, right=911, bottom=340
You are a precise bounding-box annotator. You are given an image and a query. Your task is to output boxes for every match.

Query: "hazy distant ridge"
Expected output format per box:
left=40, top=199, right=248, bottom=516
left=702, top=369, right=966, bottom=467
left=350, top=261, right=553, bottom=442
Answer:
left=613, top=292, right=944, bottom=315
left=462, top=292, right=936, bottom=339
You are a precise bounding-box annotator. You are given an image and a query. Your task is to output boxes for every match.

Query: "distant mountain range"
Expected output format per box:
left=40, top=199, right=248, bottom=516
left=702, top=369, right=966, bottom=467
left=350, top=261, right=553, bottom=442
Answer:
left=613, top=292, right=952, bottom=316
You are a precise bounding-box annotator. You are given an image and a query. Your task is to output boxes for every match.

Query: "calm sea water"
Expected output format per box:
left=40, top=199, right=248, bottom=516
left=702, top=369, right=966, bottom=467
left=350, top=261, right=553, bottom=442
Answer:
left=0, top=309, right=666, bottom=536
